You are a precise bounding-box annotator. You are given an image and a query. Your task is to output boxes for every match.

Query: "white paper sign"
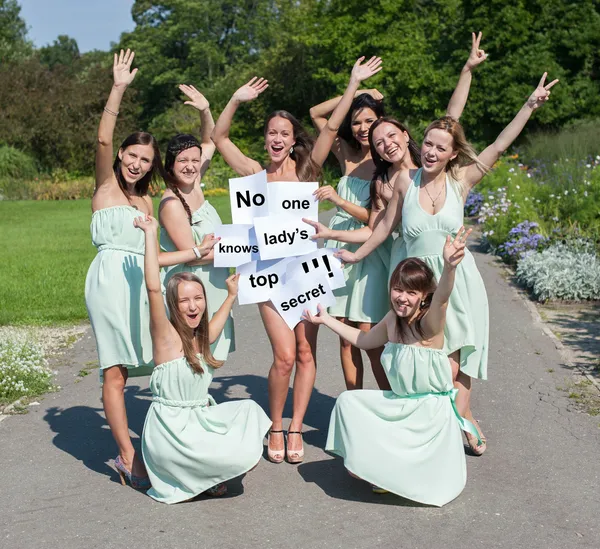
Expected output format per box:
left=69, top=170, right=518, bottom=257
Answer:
left=253, top=214, right=317, bottom=261
left=213, top=224, right=259, bottom=267
left=236, top=257, right=296, bottom=305
left=270, top=274, right=335, bottom=330
left=229, top=170, right=269, bottom=224
left=285, top=248, right=345, bottom=290
left=267, top=182, right=319, bottom=220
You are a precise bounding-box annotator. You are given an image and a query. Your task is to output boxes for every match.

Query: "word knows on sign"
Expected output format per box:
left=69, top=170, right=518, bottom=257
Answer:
left=213, top=224, right=259, bottom=268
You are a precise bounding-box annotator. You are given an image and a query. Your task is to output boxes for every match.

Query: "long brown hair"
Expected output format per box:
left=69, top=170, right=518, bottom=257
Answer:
left=389, top=258, right=437, bottom=341
left=165, top=272, right=223, bottom=373
left=423, top=116, right=489, bottom=182
left=264, top=110, right=320, bottom=181
left=113, top=132, right=164, bottom=198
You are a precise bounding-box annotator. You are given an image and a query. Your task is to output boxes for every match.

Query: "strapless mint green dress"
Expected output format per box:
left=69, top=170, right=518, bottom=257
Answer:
left=161, top=201, right=234, bottom=361
left=326, top=343, right=471, bottom=507
left=395, top=169, right=489, bottom=380
left=142, top=355, right=271, bottom=504
left=85, top=206, right=153, bottom=376
left=324, top=176, right=392, bottom=323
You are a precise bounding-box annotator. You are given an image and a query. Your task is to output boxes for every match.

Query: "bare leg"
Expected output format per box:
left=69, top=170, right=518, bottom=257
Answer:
left=102, top=365, right=146, bottom=476
left=357, top=322, right=390, bottom=390
left=335, top=317, right=364, bottom=390
left=259, top=303, right=296, bottom=459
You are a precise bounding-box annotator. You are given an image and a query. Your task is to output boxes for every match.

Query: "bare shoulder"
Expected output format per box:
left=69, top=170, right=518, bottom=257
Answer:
left=158, top=192, right=186, bottom=224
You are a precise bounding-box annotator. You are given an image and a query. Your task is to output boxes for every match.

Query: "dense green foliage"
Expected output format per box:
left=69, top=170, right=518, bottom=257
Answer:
left=1, top=0, right=599, bottom=176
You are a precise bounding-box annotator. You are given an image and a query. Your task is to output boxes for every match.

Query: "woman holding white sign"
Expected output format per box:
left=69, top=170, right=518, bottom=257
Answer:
left=302, top=228, right=480, bottom=505
left=336, top=72, right=559, bottom=456
left=159, top=85, right=235, bottom=361
left=212, top=74, right=342, bottom=464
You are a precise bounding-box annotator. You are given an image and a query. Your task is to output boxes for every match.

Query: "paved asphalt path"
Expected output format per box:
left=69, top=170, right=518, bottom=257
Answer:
left=1, top=211, right=599, bottom=549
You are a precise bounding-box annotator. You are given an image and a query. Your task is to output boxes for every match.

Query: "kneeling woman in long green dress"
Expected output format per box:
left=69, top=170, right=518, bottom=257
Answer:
left=136, top=215, right=271, bottom=504
left=303, top=228, right=481, bottom=506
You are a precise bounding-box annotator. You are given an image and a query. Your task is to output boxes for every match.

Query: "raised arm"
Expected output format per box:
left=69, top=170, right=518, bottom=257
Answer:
left=211, top=77, right=268, bottom=176
left=309, top=89, right=383, bottom=133
left=312, top=56, right=383, bottom=168
left=446, top=32, right=487, bottom=120
left=463, top=73, right=559, bottom=190
left=208, top=274, right=239, bottom=344
left=96, top=49, right=138, bottom=189
left=179, top=84, right=216, bottom=178
left=303, top=305, right=390, bottom=349
left=422, top=227, right=470, bottom=338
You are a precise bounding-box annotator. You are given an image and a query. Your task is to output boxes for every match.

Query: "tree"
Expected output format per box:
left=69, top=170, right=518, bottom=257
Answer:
left=0, top=0, right=33, bottom=62
left=39, top=35, right=80, bottom=70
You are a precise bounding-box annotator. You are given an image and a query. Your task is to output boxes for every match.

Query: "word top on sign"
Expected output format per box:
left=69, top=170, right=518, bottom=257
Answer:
left=253, top=214, right=317, bottom=261
left=267, top=182, right=318, bottom=221
left=270, top=273, right=335, bottom=330
left=236, top=257, right=296, bottom=305
left=213, top=224, right=259, bottom=268
left=286, top=248, right=345, bottom=290
left=229, top=170, right=268, bottom=224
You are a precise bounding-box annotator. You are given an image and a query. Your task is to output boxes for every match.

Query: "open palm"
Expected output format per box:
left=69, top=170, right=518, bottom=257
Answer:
left=351, top=56, right=383, bottom=84
left=179, top=84, right=210, bottom=111
left=233, top=77, right=269, bottom=103
left=113, top=49, right=138, bottom=88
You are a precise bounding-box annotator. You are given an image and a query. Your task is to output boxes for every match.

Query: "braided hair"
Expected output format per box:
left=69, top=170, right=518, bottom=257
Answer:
left=164, top=134, right=202, bottom=224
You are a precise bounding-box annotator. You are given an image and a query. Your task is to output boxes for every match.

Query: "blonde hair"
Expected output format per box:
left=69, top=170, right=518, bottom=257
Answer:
left=424, top=116, right=489, bottom=185
left=165, top=273, right=223, bottom=373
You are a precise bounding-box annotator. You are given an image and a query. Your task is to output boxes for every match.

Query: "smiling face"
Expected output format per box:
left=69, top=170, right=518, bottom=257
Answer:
left=351, top=107, right=378, bottom=148
left=372, top=122, right=409, bottom=164
left=118, top=143, right=155, bottom=185
left=177, top=280, right=206, bottom=329
left=173, top=146, right=201, bottom=186
left=265, top=116, right=295, bottom=162
left=421, top=128, right=457, bottom=174
left=390, top=284, right=424, bottom=319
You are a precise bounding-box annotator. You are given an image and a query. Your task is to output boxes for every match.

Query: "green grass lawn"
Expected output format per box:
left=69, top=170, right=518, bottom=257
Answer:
left=0, top=196, right=232, bottom=326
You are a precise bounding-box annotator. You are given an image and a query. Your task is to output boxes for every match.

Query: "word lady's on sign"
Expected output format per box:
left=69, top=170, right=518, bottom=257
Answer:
left=253, top=214, right=317, bottom=261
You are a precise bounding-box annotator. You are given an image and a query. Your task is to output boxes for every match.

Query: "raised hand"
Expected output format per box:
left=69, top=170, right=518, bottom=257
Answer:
left=225, top=273, right=240, bottom=298
left=232, top=77, right=269, bottom=104
left=133, top=214, right=159, bottom=233
left=113, top=49, right=138, bottom=88
left=198, top=233, right=219, bottom=256
left=527, top=72, right=559, bottom=110
left=302, top=218, right=333, bottom=241
left=464, top=32, right=488, bottom=70
left=350, top=56, right=383, bottom=85
left=179, top=84, right=210, bottom=112
left=301, top=304, right=329, bottom=325
left=443, top=226, right=472, bottom=268
left=313, top=185, right=342, bottom=206
left=364, top=88, right=384, bottom=100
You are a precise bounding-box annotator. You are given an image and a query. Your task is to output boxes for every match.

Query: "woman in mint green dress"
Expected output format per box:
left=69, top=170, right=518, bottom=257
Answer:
left=159, top=85, right=234, bottom=361
left=337, top=71, right=559, bottom=456
left=86, top=50, right=211, bottom=490
left=304, top=228, right=481, bottom=505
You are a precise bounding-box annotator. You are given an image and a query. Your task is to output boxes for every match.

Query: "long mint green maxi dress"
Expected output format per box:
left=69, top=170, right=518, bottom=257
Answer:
left=395, top=169, right=489, bottom=380
left=326, top=343, right=473, bottom=506
left=324, top=176, right=392, bottom=323
left=142, top=355, right=272, bottom=504
left=85, top=205, right=154, bottom=376
left=161, top=201, right=234, bottom=361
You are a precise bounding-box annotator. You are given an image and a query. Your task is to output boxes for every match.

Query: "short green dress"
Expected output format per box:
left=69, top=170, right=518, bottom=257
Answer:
left=394, top=169, right=489, bottom=380
left=326, top=343, right=471, bottom=507
left=161, top=201, right=234, bottom=361
left=324, top=176, right=392, bottom=323
left=142, top=355, right=272, bottom=504
left=85, top=205, right=153, bottom=376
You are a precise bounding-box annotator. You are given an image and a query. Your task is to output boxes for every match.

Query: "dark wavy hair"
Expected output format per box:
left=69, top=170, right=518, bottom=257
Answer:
left=338, top=94, right=385, bottom=150
left=368, top=117, right=422, bottom=205
left=389, top=257, right=437, bottom=341
left=113, top=132, right=164, bottom=198
left=264, top=110, right=320, bottom=181
left=164, top=134, right=202, bottom=224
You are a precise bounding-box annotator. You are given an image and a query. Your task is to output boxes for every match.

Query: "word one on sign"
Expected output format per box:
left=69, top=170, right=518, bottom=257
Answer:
left=229, top=170, right=268, bottom=224
left=267, top=182, right=318, bottom=220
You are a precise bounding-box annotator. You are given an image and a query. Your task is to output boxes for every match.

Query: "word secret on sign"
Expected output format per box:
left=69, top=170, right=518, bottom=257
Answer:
left=236, top=257, right=296, bottom=305
left=286, top=248, right=345, bottom=290
left=267, top=182, right=318, bottom=220
left=213, top=224, right=259, bottom=268
left=253, top=214, right=317, bottom=261
left=271, top=273, right=335, bottom=330
left=229, top=170, right=268, bottom=224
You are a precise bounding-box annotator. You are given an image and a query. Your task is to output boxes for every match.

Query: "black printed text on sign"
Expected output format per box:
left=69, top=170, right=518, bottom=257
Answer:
left=229, top=170, right=269, bottom=224
left=253, top=214, right=317, bottom=261
left=267, top=182, right=318, bottom=220
left=236, top=257, right=296, bottom=305
left=214, top=224, right=259, bottom=268
left=285, top=248, right=346, bottom=290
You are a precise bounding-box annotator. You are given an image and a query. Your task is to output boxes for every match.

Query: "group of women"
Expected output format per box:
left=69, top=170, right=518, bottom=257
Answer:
left=85, top=35, right=557, bottom=505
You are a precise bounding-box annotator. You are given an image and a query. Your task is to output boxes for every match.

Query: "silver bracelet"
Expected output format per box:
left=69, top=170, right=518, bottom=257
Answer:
left=192, top=246, right=202, bottom=259
left=103, top=106, right=119, bottom=116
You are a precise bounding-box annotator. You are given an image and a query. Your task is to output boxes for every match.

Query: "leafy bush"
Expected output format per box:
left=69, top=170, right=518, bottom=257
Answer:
left=516, top=242, right=600, bottom=302
left=0, top=333, right=55, bottom=404
left=0, top=145, right=38, bottom=180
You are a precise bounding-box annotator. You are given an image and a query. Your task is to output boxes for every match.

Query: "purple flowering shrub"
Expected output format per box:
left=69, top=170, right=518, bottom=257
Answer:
left=498, top=221, right=548, bottom=263
left=464, top=191, right=483, bottom=217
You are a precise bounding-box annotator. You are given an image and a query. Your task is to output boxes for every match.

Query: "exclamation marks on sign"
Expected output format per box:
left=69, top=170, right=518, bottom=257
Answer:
left=301, top=255, right=334, bottom=278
